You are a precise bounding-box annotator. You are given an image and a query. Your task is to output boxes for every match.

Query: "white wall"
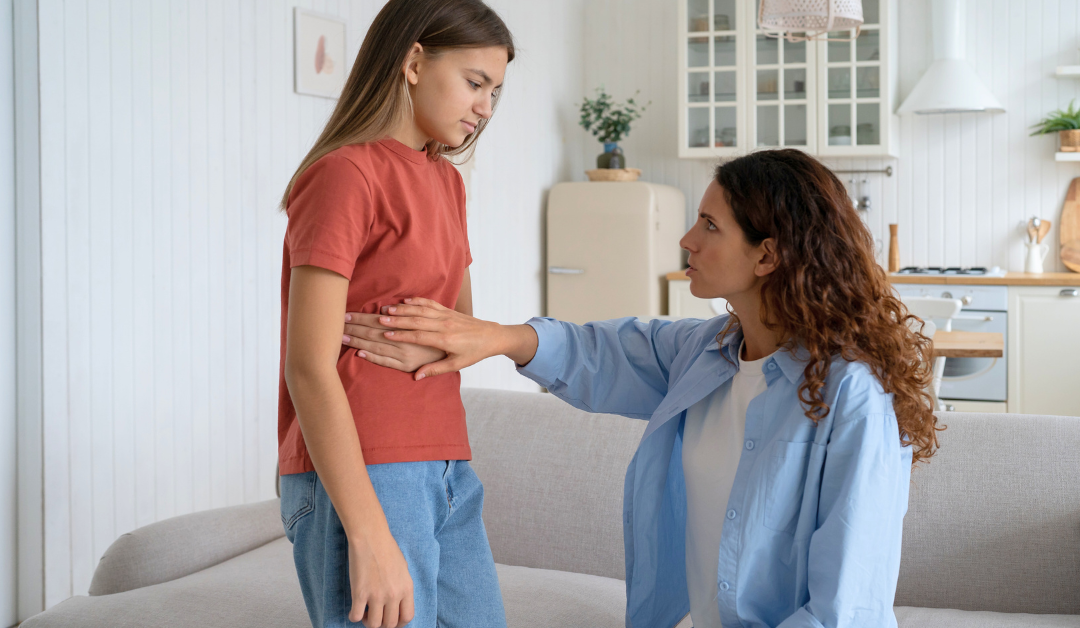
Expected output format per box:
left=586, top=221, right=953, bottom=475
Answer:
left=460, top=0, right=585, bottom=390
left=0, top=0, right=15, bottom=623
left=23, top=0, right=583, bottom=612
left=582, top=0, right=1080, bottom=273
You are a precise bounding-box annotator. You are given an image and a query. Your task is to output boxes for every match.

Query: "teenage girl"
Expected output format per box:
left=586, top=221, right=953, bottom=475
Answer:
left=345, top=149, right=941, bottom=628
left=277, top=2, right=513, bottom=627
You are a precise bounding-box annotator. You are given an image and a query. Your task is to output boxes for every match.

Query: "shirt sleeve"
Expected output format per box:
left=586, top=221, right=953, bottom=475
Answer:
left=285, top=154, right=374, bottom=279
left=516, top=316, right=704, bottom=420
left=776, top=381, right=912, bottom=628
left=451, top=164, right=472, bottom=267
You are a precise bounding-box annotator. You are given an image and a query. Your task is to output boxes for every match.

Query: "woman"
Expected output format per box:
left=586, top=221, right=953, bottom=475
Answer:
left=343, top=149, right=939, bottom=628
left=277, top=1, right=514, bottom=627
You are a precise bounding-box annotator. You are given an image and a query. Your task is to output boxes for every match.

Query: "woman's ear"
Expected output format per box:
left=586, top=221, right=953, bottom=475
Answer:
left=755, top=238, right=779, bottom=277
left=403, top=42, right=424, bottom=86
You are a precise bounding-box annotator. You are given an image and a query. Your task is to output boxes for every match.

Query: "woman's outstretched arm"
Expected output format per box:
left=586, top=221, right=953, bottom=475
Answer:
left=356, top=297, right=703, bottom=419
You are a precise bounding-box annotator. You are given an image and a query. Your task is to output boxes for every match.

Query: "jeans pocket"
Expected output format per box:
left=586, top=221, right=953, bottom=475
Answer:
left=280, top=471, right=317, bottom=540
left=763, top=441, right=814, bottom=535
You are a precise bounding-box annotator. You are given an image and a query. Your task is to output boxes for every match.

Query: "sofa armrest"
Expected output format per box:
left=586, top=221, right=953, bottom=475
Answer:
left=88, top=498, right=285, bottom=596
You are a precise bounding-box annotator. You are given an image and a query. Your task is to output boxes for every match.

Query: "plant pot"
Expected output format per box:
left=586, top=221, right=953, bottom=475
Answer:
left=1061, top=130, right=1080, bottom=152
left=596, top=142, right=627, bottom=169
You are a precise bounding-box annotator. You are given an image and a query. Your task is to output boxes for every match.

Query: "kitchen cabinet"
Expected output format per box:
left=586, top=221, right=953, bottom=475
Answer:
left=1008, top=286, right=1080, bottom=416
left=678, top=0, right=899, bottom=158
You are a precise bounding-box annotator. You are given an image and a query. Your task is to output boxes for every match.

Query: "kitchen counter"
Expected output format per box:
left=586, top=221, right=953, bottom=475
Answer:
left=665, top=270, right=1080, bottom=286
left=932, top=331, right=1004, bottom=358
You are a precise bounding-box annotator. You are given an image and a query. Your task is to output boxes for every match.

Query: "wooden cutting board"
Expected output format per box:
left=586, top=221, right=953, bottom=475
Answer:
left=1062, top=178, right=1080, bottom=272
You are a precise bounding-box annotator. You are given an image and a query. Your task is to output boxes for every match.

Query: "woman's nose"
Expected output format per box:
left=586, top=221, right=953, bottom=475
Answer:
left=679, top=230, right=695, bottom=252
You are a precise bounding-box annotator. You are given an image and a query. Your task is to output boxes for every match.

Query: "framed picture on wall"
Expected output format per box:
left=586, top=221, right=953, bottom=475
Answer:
left=294, top=8, right=347, bottom=99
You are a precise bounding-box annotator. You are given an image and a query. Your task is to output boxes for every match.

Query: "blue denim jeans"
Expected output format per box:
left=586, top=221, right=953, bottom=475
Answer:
left=280, top=460, right=506, bottom=628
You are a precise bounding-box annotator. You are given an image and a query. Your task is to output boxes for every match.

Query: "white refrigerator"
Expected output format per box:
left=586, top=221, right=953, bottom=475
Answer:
left=546, top=182, right=686, bottom=325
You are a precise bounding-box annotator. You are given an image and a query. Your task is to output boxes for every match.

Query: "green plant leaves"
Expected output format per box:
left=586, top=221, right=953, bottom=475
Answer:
left=578, top=87, right=650, bottom=143
left=1030, top=99, right=1080, bottom=135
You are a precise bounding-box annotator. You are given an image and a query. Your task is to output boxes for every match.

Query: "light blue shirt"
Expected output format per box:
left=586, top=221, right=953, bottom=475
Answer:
left=517, top=315, right=911, bottom=628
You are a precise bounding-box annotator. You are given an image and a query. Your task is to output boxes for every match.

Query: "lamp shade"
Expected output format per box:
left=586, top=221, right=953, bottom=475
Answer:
left=758, top=0, right=863, bottom=39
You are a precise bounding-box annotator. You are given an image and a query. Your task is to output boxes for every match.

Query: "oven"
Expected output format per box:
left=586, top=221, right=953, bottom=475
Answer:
left=892, top=284, right=1008, bottom=404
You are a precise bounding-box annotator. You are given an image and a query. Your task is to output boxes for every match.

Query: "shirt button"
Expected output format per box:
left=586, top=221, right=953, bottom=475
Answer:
left=745, top=440, right=754, bottom=450
left=727, top=509, right=737, bottom=520
left=719, top=581, right=730, bottom=592
left=768, top=362, right=777, bottom=370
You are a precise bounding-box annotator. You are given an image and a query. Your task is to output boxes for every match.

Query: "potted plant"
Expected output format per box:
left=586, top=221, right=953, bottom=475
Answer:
left=1031, top=100, right=1080, bottom=152
left=578, top=87, right=649, bottom=168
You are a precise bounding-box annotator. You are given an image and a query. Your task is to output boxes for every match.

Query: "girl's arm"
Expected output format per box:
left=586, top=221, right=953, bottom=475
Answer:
left=285, top=265, right=414, bottom=628
left=372, top=298, right=702, bottom=419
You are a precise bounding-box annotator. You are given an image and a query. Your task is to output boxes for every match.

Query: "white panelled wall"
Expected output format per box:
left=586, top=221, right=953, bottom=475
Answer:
left=22, top=0, right=582, bottom=614
left=583, top=0, right=1080, bottom=273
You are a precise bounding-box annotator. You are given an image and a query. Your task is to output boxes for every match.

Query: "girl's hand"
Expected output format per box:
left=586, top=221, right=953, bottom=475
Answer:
left=348, top=528, right=414, bottom=628
left=342, top=313, right=447, bottom=373
left=371, top=298, right=538, bottom=381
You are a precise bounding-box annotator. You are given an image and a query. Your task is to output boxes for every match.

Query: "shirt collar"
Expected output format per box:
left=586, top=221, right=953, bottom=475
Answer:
left=704, top=325, right=807, bottom=384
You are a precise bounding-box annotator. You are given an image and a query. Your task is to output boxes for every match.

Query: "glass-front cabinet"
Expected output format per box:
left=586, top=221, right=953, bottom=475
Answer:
left=681, top=0, right=744, bottom=155
left=679, top=0, right=897, bottom=159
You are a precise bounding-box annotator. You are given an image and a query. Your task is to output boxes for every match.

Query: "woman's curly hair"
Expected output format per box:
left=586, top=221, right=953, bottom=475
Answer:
left=715, top=149, right=941, bottom=464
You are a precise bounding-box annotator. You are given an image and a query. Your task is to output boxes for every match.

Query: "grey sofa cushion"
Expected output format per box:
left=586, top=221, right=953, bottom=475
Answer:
left=496, top=563, right=626, bottom=628
left=895, top=412, right=1080, bottom=615
left=23, top=537, right=308, bottom=628
left=463, top=388, right=644, bottom=581
left=89, top=498, right=285, bottom=596
left=895, top=606, right=1080, bottom=628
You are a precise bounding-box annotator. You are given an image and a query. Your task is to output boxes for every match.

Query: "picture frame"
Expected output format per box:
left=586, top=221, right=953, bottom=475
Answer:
left=294, top=8, right=347, bottom=99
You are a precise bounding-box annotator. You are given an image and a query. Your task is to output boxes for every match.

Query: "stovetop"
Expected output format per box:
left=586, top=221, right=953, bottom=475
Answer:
left=895, top=266, right=1006, bottom=277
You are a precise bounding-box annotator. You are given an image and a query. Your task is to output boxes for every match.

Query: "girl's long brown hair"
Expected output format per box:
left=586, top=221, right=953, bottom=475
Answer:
left=715, top=149, right=940, bottom=464
left=280, top=0, right=515, bottom=209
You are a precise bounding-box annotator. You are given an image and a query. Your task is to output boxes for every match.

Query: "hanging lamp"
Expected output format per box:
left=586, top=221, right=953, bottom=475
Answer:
left=758, top=0, right=864, bottom=42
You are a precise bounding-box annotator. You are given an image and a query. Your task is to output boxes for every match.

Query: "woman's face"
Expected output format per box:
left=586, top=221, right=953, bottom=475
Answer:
left=407, top=46, right=508, bottom=148
left=680, top=180, right=776, bottom=301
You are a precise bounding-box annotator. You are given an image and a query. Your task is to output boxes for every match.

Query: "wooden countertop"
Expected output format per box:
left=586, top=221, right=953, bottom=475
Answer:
left=666, top=269, right=1080, bottom=286
left=932, top=331, right=1004, bottom=358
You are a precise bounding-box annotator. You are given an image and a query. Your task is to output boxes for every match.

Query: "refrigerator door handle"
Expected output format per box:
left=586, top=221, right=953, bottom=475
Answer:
left=548, top=267, right=585, bottom=275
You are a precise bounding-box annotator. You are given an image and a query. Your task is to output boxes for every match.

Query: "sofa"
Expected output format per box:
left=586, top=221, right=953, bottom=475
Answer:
left=21, top=388, right=1080, bottom=627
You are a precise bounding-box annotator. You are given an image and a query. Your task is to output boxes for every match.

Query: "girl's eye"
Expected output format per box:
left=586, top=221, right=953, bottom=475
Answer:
left=706, top=219, right=717, bottom=231
left=468, top=80, right=481, bottom=90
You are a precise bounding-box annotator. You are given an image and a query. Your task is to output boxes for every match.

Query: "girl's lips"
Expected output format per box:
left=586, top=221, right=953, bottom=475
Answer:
left=462, top=121, right=477, bottom=134
left=686, top=266, right=696, bottom=275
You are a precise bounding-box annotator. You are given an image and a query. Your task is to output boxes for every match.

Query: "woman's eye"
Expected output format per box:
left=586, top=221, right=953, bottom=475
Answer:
left=706, top=220, right=717, bottom=231
left=468, top=80, right=481, bottom=90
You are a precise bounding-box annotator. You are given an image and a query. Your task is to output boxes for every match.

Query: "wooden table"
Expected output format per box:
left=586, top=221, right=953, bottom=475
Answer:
left=932, top=331, right=1004, bottom=358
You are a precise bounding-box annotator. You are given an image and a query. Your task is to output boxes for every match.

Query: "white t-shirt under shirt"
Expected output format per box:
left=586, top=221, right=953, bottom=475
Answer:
left=682, top=341, right=772, bottom=628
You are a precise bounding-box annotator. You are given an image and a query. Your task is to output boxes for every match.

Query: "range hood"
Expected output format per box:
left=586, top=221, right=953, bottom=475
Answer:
left=897, top=0, right=1004, bottom=115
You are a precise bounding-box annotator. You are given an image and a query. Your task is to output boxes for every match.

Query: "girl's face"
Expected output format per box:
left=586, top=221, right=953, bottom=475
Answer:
left=406, top=46, right=508, bottom=148
left=680, top=180, right=777, bottom=301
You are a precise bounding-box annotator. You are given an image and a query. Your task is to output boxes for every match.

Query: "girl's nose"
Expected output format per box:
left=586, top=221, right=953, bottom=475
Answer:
left=476, top=95, right=493, bottom=120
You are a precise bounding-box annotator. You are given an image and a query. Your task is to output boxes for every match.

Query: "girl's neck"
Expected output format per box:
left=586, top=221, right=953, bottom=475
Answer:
left=388, top=118, right=431, bottom=152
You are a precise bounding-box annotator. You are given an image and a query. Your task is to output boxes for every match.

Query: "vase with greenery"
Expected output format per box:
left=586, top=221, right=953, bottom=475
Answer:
left=578, top=87, right=649, bottom=168
left=1031, top=100, right=1080, bottom=152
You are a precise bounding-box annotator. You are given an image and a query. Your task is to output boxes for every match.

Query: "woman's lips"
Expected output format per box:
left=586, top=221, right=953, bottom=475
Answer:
left=462, top=121, right=477, bottom=134
left=686, top=266, right=696, bottom=275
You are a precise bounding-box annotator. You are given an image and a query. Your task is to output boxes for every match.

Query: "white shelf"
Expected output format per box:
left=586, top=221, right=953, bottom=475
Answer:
left=1055, top=152, right=1080, bottom=161
left=1055, top=65, right=1080, bottom=78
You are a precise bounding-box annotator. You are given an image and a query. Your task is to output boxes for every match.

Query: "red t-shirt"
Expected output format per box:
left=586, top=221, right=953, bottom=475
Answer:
left=278, top=138, right=472, bottom=474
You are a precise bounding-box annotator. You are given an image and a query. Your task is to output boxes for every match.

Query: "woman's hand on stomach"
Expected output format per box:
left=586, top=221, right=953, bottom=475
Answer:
left=345, top=297, right=539, bottom=381
left=342, top=313, right=447, bottom=373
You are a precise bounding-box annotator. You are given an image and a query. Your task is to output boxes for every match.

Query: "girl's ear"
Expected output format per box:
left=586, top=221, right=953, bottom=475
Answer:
left=755, top=238, right=779, bottom=277
left=403, top=43, right=424, bottom=87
